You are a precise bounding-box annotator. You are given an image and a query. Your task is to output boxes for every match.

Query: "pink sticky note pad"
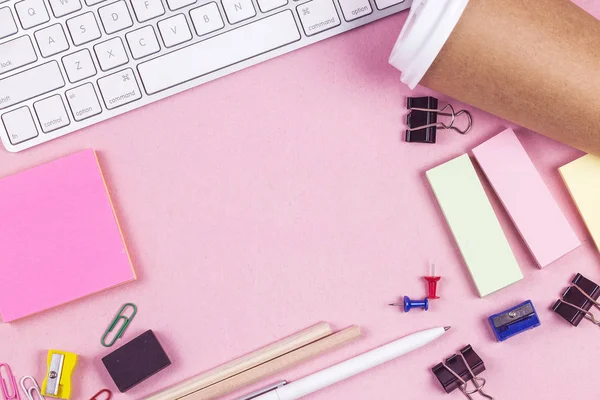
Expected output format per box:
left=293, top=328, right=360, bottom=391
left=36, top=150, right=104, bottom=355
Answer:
left=473, top=129, right=580, bottom=268
left=0, top=150, right=136, bottom=322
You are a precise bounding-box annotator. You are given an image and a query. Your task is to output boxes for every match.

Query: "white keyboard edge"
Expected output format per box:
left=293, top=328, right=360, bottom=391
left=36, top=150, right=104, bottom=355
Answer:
left=0, top=0, right=411, bottom=153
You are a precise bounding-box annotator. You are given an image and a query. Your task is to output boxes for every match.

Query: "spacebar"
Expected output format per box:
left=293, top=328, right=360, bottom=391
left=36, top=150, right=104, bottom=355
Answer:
left=138, top=10, right=301, bottom=95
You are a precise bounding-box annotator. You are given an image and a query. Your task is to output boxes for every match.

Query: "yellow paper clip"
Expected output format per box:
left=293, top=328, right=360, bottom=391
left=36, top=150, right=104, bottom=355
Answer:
left=41, top=350, right=78, bottom=399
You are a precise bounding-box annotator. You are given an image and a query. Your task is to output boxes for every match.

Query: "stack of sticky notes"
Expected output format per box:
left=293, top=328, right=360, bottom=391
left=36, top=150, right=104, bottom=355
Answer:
left=0, top=150, right=136, bottom=322
left=427, top=128, right=581, bottom=297
left=560, top=154, right=600, bottom=251
left=427, top=154, right=523, bottom=297
left=473, top=129, right=580, bottom=268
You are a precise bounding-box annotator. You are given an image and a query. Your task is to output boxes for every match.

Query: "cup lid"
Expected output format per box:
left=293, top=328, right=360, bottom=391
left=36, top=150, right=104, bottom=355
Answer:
left=389, top=0, right=470, bottom=89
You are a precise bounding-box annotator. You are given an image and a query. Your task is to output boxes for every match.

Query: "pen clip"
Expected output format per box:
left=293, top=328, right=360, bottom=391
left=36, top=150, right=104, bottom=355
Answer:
left=235, top=380, right=287, bottom=400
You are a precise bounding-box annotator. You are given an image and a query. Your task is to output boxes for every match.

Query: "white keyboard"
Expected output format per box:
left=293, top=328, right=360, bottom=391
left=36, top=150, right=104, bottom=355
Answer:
left=0, top=0, right=410, bottom=152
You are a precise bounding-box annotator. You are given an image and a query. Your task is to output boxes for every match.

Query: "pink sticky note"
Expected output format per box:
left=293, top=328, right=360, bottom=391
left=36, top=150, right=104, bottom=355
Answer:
left=0, top=150, right=136, bottom=322
left=472, top=129, right=580, bottom=268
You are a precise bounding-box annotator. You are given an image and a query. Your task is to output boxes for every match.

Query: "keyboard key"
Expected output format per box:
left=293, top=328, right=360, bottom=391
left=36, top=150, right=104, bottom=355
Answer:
left=165, top=0, right=195, bottom=11
left=222, top=0, right=255, bottom=24
left=0, top=8, right=18, bottom=39
left=256, top=0, right=286, bottom=12
left=158, top=14, right=192, bottom=48
left=34, top=94, right=70, bottom=133
left=94, top=37, right=129, bottom=71
left=62, top=49, right=97, bottom=82
left=131, top=0, right=165, bottom=22
left=138, top=10, right=300, bottom=94
left=0, top=36, right=37, bottom=76
left=34, top=24, right=69, bottom=57
left=67, top=12, right=102, bottom=45
left=2, top=106, right=38, bottom=144
left=0, top=61, right=65, bottom=110
left=98, top=68, right=142, bottom=109
left=338, top=0, right=371, bottom=21
left=15, top=0, right=50, bottom=29
left=190, top=3, right=224, bottom=36
left=296, top=0, right=340, bottom=36
left=99, top=1, right=134, bottom=34
left=126, top=26, right=160, bottom=59
left=48, top=0, right=82, bottom=17
left=66, top=83, right=102, bottom=121
left=373, top=0, right=403, bottom=10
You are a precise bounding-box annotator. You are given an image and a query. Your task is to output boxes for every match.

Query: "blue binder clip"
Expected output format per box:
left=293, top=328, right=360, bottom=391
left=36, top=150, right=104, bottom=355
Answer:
left=488, top=300, right=540, bottom=342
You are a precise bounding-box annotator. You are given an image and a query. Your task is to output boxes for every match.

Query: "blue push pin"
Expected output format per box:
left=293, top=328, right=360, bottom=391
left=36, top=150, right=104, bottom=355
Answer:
left=389, top=296, right=429, bottom=312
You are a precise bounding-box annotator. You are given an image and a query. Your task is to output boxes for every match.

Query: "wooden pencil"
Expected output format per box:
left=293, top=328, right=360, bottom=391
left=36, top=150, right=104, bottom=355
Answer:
left=181, top=325, right=363, bottom=400
left=144, top=322, right=333, bottom=400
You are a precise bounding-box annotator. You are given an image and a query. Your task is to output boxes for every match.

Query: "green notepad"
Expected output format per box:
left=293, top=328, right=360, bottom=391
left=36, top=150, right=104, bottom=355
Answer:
left=427, top=154, right=523, bottom=297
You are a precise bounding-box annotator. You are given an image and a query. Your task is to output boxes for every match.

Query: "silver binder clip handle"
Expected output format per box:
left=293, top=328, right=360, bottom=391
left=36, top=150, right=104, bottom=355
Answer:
left=442, top=352, right=495, bottom=400
left=460, top=377, right=494, bottom=400
left=450, top=108, right=473, bottom=135
left=407, top=104, right=473, bottom=135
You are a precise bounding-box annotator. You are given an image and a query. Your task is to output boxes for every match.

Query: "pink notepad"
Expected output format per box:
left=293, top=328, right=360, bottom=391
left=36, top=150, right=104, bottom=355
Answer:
left=0, top=150, right=136, bottom=322
left=472, top=129, right=580, bottom=268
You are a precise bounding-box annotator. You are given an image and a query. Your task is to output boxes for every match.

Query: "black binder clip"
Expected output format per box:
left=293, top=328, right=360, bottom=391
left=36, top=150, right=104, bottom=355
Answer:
left=405, top=96, right=473, bottom=143
left=552, top=273, right=600, bottom=327
left=432, top=345, right=494, bottom=399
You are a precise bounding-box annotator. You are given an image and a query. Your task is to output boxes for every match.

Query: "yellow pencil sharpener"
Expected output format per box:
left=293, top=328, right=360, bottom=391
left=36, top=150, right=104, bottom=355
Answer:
left=41, top=350, right=78, bottom=399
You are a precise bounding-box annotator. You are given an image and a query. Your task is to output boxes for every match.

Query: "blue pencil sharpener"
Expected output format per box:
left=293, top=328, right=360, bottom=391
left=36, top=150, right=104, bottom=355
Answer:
left=488, top=300, right=540, bottom=342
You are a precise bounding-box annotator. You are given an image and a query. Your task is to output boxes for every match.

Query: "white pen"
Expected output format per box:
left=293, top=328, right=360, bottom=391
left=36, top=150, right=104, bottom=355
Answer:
left=238, top=326, right=451, bottom=400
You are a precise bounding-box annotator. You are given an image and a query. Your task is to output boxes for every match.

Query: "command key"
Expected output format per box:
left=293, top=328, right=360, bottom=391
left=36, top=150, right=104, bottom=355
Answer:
left=297, top=0, right=340, bottom=36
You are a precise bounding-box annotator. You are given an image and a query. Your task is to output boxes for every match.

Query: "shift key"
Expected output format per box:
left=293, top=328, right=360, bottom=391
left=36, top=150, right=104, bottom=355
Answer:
left=297, top=0, right=340, bottom=36
left=0, top=61, right=65, bottom=110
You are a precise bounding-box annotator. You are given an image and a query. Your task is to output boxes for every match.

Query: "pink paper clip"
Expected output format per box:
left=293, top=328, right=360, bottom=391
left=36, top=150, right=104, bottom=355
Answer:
left=89, top=389, right=112, bottom=400
left=0, top=363, right=21, bottom=400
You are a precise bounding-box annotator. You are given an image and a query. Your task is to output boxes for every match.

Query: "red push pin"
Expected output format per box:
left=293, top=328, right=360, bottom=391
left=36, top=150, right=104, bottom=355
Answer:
left=424, top=261, right=441, bottom=299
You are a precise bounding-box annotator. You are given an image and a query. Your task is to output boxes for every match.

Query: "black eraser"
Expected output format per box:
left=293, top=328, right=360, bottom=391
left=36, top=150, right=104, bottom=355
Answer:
left=102, top=330, right=171, bottom=392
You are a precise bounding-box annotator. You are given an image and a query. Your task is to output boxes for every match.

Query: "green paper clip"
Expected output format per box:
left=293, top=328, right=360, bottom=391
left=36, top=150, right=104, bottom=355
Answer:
left=101, top=303, right=137, bottom=348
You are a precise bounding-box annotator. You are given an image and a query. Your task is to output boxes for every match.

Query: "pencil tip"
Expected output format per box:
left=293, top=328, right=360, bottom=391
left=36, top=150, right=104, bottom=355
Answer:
left=444, top=326, right=451, bottom=331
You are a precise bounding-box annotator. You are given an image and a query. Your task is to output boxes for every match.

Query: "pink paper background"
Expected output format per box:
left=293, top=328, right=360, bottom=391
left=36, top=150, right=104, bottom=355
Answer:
left=1, top=1, right=599, bottom=398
